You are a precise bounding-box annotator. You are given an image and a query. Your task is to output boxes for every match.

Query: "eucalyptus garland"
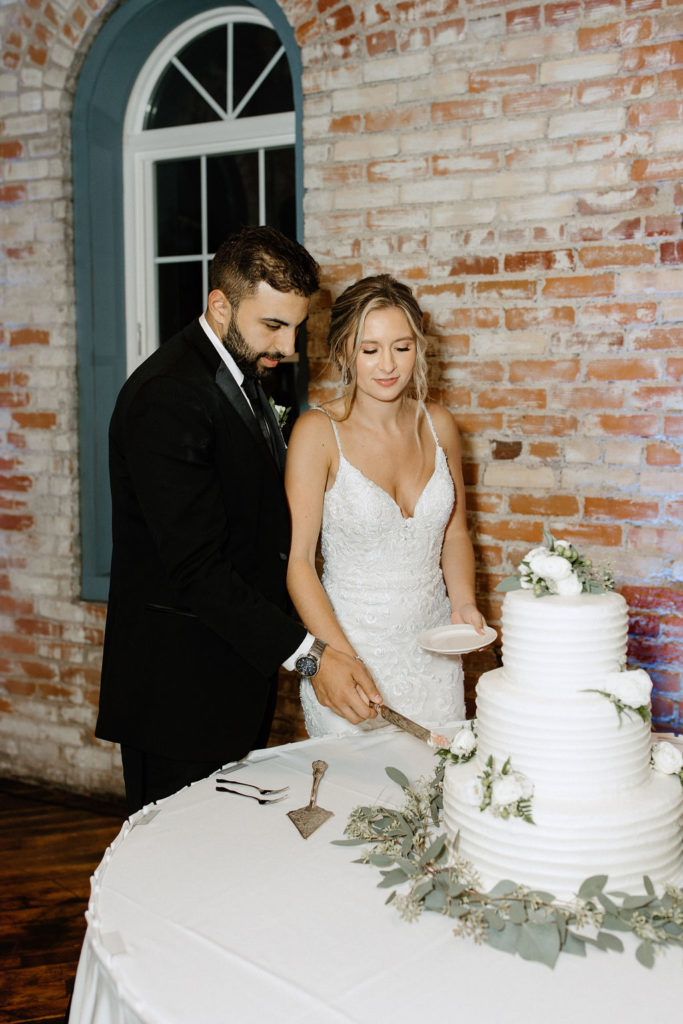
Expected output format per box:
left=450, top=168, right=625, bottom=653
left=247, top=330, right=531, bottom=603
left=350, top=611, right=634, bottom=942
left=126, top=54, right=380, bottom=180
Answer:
left=333, top=763, right=683, bottom=969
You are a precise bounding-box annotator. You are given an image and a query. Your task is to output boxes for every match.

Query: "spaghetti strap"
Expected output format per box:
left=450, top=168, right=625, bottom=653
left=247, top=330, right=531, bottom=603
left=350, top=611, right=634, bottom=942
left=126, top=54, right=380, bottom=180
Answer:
left=314, top=407, right=343, bottom=457
left=422, top=403, right=440, bottom=446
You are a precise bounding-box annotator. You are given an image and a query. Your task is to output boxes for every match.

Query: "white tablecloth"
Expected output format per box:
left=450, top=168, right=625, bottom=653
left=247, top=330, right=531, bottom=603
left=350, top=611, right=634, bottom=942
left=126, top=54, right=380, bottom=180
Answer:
left=69, top=728, right=682, bottom=1024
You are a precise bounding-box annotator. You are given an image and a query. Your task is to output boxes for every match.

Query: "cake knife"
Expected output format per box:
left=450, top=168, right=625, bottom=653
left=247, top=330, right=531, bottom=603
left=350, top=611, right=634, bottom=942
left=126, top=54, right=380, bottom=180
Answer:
left=370, top=702, right=432, bottom=744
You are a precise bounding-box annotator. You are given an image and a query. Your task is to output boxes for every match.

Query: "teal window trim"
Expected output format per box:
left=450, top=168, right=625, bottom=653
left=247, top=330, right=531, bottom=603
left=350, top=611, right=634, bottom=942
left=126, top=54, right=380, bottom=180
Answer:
left=74, top=0, right=304, bottom=602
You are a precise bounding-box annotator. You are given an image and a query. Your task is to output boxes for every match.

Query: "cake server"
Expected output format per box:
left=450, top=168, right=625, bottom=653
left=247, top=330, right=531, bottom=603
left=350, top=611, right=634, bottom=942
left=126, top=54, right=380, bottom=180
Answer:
left=287, top=759, right=334, bottom=839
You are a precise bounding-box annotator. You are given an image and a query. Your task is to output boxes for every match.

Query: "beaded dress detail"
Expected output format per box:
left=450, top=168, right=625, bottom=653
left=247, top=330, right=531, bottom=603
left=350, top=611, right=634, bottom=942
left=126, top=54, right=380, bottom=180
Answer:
left=300, top=407, right=465, bottom=737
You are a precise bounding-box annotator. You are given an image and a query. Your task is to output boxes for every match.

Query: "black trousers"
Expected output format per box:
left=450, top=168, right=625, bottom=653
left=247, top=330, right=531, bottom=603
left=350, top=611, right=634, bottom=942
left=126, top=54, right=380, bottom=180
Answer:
left=120, top=745, right=226, bottom=816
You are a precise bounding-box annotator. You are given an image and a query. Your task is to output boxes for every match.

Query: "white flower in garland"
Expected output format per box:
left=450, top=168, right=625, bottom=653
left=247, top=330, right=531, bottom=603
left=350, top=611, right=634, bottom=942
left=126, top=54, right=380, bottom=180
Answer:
left=651, top=741, right=683, bottom=786
left=497, top=528, right=614, bottom=599
left=437, top=720, right=477, bottom=765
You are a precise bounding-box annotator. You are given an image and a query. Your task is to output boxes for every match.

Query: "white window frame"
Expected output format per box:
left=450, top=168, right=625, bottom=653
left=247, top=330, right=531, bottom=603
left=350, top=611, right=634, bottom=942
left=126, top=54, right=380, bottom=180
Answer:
left=123, top=6, right=295, bottom=373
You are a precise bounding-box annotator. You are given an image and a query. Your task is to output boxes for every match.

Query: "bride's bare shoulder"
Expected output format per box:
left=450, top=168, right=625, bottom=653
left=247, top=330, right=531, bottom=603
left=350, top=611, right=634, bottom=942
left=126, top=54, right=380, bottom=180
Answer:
left=289, top=404, right=338, bottom=449
left=424, top=401, right=461, bottom=444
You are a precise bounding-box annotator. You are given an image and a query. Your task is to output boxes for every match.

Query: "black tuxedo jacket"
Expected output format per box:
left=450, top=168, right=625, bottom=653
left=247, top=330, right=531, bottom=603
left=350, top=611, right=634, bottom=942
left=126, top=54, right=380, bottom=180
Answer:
left=96, top=319, right=306, bottom=762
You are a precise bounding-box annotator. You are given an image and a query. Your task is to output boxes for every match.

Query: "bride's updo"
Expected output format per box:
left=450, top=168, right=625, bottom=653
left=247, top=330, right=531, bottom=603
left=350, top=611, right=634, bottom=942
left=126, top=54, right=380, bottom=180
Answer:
left=327, top=275, right=429, bottom=416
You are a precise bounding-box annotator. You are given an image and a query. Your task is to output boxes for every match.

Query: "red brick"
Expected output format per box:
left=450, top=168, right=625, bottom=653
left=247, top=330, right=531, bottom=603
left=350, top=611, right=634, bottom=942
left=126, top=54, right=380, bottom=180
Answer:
left=0, top=141, right=22, bottom=159
left=431, top=98, right=496, bottom=123
left=5, top=679, right=37, bottom=697
left=0, top=185, right=26, bottom=203
left=633, top=385, right=680, bottom=410
left=510, top=360, right=580, bottom=382
left=553, top=522, right=623, bottom=546
left=478, top=387, right=546, bottom=410
left=666, top=358, right=683, bottom=381
left=623, top=40, right=683, bottom=72
left=505, top=306, right=574, bottom=329
left=449, top=255, right=499, bottom=275
left=478, top=519, right=543, bottom=543
left=10, top=328, right=49, bottom=346
left=578, top=17, right=653, bottom=50
left=365, top=105, right=429, bottom=131
left=586, top=358, right=658, bottom=381
left=506, top=6, right=542, bottom=32
left=506, top=413, right=579, bottom=435
left=632, top=155, right=683, bottom=182
left=19, top=659, right=57, bottom=681
left=632, top=327, right=683, bottom=350
left=545, top=2, right=581, bottom=27
left=542, top=275, right=615, bottom=298
left=529, top=441, right=560, bottom=458
left=474, top=280, right=536, bottom=299
left=11, top=412, right=57, bottom=429
left=593, top=413, right=659, bottom=435
left=509, top=494, right=580, bottom=516
left=660, top=241, right=683, bottom=264
left=452, top=413, right=504, bottom=433
left=622, top=585, right=683, bottom=614
left=0, top=474, right=32, bottom=492
left=0, top=513, right=33, bottom=531
left=366, top=29, right=396, bottom=55
left=628, top=97, right=683, bottom=127
left=504, top=250, right=574, bottom=272
left=329, top=115, right=361, bottom=134
left=585, top=496, right=659, bottom=520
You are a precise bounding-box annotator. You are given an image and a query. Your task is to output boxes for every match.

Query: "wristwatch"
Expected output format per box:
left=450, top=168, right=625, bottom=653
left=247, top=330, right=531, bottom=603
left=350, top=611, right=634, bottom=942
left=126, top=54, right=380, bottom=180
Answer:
left=295, top=637, right=328, bottom=678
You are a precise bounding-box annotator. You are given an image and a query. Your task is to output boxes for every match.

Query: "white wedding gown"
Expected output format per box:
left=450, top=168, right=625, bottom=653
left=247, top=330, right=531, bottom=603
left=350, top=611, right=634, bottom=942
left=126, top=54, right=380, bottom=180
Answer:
left=300, top=408, right=465, bottom=737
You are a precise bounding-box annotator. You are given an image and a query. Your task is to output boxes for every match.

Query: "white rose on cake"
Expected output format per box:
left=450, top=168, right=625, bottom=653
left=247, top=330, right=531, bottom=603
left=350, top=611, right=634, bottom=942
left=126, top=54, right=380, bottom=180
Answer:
left=491, top=775, right=524, bottom=809
left=604, top=669, right=652, bottom=709
left=461, top=777, right=484, bottom=807
left=450, top=726, right=476, bottom=757
left=554, top=572, right=583, bottom=596
left=651, top=741, right=683, bottom=775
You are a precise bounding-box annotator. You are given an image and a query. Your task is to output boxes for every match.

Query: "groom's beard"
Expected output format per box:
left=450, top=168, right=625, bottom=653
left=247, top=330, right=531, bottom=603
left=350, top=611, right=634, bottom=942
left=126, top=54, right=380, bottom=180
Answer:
left=222, top=316, right=284, bottom=381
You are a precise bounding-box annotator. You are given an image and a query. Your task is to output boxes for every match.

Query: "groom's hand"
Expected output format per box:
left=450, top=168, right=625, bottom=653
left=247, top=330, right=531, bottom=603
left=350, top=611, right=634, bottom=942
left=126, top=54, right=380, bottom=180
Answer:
left=311, top=648, right=382, bottom=724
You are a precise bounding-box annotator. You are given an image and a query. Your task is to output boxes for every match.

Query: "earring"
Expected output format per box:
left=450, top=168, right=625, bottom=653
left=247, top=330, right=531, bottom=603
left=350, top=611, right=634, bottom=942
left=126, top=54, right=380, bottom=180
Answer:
left=342, top=366, right=351, bottom=386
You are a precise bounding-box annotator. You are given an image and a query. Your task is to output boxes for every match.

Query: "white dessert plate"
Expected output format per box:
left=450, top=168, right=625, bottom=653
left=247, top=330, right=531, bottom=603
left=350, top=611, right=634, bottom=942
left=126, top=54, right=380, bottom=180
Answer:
left=417, top=624, right=497, bottom=655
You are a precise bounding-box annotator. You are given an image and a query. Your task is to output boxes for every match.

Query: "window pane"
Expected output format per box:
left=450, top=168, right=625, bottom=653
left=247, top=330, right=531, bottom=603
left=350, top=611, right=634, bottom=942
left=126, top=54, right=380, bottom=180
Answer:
left=145, top=62, right=220, bottom=129
left=206, top=151, right=259, bottom=252
left=156, top=158, right=201, bottom=257
left=265, top=147, right=295, bottom=239
left=234, top=24, right=293, bottom=117
left=173, top=28, right=227, bottom=116
left=157, top=261, right=203, bottom=341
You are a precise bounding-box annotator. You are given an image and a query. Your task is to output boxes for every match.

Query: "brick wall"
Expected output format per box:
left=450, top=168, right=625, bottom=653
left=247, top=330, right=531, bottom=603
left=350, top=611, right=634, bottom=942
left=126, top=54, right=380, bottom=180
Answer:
left=1, top=0, right=681, bottom=796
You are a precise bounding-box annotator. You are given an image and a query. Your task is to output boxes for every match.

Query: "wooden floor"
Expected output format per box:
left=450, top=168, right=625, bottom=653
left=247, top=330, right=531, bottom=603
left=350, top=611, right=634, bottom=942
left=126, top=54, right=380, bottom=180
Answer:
left=0, top=778, right=127, bottom=1024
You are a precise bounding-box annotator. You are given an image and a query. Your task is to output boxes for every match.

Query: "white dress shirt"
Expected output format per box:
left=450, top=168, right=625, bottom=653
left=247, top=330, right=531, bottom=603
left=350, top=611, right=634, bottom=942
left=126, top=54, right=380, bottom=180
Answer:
left=199, top=314, right=313, bottom=671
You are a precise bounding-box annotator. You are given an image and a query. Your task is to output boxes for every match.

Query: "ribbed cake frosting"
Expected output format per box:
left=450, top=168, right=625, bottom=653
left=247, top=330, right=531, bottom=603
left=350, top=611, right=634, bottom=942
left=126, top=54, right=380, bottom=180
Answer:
left=443, top=589, right=683, bottom=896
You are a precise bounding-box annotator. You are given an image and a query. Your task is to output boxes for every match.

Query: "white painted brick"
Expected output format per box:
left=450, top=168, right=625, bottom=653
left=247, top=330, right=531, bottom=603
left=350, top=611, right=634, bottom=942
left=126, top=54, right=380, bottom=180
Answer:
left=334, top=135, right=398, bottom=161
left=331, top=82, right=397, bottom=113
left=661, top=297, right=683, bottom=321
left=502, top=31, right=574, bottom=61
left=562, top=466, right=638, bottom=489
left=334, top=183, right=399, bottom=210
left=656, top=124, right=683, bottom=153
left=575, top=133, right=651, bottom=162
left=19, top=91, right=43, bottom=113
left=400, top=177, right=470, bottom=204
left=484, top=463, right=556, bottom=488
left=604, top=441, right=643, bottom=465
left=471, top=117, right=545, bottom=148
left=549, top=107, right=626, bottom=139
left=397, top=70, right=466, bottom=103
left=364, top=51, right=431, bottom=84
left=549, top=161, right=629, bottom=192
left=499, top=194, right=574, bottom=221
left=540, top=52, right=620, bottom=84
left=620, top=269, right=683, bottom=294
left=5, top=159, right=50, bottom=181
left=0, top=95, right=19, bottom=116
left=471, top=331, right=547, bottom=355
left=564, top=439, right=602, bottom=463
left=400, top=126, right=468, bottom=154
left=639, top=467, right=683, bottom=494
left=473, top=170, right=545, bottom=199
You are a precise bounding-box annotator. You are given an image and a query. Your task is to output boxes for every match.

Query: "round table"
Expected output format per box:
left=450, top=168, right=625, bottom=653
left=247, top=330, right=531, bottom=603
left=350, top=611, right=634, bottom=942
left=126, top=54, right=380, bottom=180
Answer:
left=69, top=728, right=682, bottom=1023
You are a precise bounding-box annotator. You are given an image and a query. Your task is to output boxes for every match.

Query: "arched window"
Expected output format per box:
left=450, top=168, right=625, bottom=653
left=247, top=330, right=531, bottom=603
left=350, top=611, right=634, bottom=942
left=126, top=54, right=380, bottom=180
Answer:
left=73, top=1, right=303, bottom=601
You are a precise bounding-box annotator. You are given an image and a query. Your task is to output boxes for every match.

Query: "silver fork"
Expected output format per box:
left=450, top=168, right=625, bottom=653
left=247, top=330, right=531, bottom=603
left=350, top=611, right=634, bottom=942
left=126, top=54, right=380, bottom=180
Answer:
left=215, top=778, right=289, bottom=796
left=215, top=784, right=287, bottom=805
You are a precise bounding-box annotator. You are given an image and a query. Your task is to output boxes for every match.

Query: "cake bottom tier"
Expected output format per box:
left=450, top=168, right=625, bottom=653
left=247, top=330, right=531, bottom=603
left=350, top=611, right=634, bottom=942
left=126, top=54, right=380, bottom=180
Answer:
left=443, top=759, right=683, bottom=897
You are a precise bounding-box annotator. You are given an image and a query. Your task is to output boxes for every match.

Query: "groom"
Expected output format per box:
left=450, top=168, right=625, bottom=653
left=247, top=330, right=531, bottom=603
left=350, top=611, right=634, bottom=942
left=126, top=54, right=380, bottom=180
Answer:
left=96, top=226, right=380, bottom=814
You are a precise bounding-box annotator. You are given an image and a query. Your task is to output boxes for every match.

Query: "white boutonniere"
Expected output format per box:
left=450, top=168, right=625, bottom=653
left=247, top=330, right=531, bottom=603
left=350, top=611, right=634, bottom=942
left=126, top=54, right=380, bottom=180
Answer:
left=269, top=398, right=290, bottom=429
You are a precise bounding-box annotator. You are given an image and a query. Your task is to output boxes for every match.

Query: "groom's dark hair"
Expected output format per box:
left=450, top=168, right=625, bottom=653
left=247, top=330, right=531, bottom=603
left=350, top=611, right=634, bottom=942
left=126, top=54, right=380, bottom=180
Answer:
left=210, top=226, right=319, bottom=307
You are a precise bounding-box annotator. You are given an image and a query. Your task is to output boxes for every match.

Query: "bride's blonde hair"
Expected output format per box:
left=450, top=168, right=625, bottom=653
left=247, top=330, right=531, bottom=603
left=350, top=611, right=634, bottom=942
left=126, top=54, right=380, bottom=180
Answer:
left=327, top=275, right=429, bottom=420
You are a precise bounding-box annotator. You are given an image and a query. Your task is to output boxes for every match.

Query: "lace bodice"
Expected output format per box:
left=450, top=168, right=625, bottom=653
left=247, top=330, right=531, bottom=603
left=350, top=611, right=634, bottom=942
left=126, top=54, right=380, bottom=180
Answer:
left=300, top=407, right=465, bottom=736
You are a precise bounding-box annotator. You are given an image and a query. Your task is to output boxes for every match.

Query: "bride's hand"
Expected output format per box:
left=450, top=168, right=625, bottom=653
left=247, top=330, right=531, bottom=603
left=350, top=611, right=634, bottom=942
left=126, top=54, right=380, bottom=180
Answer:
left=311, top=648, right=382, bottom=724
left=451, top=603, right=487, bottom=634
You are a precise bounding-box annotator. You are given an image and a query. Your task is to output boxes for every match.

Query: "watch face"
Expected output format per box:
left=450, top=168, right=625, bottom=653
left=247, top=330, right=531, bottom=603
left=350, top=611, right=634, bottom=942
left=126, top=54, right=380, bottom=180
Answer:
left=296, top=655, right=317, bottom=677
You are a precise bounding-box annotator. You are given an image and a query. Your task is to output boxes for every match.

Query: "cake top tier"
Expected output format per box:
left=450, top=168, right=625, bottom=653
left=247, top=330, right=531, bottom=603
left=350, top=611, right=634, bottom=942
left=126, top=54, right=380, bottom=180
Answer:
left=501, top=588, right=629, bottom=687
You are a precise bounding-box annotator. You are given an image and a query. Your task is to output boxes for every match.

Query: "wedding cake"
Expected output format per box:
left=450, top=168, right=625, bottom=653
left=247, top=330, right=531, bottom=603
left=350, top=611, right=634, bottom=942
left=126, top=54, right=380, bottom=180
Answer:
left=442, top=537, right=683, bottom=897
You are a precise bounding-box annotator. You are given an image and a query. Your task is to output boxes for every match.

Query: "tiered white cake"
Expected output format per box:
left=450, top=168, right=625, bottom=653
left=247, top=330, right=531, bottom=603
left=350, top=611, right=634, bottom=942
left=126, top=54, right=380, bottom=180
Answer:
left=443, top=589, right=683, bottom=896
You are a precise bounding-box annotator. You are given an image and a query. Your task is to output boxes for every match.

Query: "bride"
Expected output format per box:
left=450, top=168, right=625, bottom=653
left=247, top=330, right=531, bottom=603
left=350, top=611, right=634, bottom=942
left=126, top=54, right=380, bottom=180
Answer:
left=285, top=275, right=486, bottom=737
